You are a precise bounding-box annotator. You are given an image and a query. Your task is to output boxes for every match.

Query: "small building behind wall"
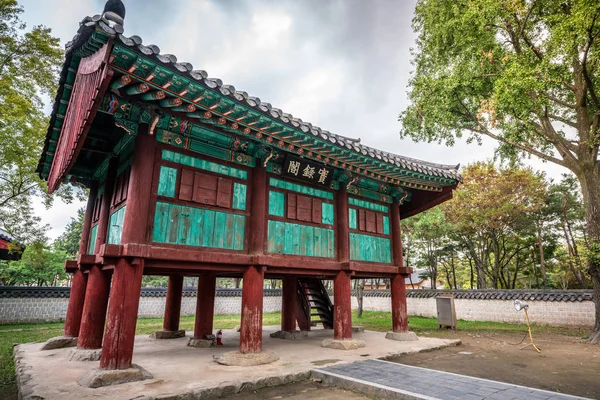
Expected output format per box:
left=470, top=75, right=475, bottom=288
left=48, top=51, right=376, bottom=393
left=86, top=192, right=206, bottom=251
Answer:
left=37, top=0, right=461, bottom=378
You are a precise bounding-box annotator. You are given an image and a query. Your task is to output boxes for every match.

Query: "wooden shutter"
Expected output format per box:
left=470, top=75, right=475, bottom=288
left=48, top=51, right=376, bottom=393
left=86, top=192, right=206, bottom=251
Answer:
left=287, top=193, right=297, bottom=220
left=312, top=199, right=322, bottom=224
left=358, top=209, right=366, bottom=231
left=193, top=172, right=218, bottom=205
left=179, top=169, right=194, bottom=201
left=366, top=211, right=377, bottom=233
left=92, top=196, right=102, bottom=223
left=216, top=177, right=233, bottom=209
left=297, top=195, right=312, bottom=222
left=376, top=213, right=385, bottom=235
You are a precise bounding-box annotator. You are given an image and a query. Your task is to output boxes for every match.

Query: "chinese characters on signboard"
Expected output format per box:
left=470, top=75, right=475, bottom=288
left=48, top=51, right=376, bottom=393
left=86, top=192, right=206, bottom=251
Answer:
left=282, top=155, right=334, bottom=187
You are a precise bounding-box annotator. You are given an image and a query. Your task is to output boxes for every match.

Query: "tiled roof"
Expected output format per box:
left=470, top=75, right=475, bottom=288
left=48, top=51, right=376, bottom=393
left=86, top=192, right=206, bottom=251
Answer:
left=38, top=4, right=462, bottom=185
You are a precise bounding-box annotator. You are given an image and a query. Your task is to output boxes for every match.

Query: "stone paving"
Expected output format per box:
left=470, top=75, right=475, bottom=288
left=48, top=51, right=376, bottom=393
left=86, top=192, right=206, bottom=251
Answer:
left=314, top=359, right=591, bottom=400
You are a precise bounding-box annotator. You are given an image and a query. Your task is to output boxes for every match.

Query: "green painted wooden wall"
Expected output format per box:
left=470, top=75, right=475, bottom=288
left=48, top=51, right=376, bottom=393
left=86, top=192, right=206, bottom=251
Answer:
left=163, top=150, right=248, bottom=179
left=270, top=178, right=333, bottom=200
left=349, top=232, right=392, bottom=263
left=348, top=197, right=389, bottom=213
left=152, top=201, right=245, bottom=250
left=232, top=183, right=247, bottom=210
left=267, top=220, right=335, bottom=258
left=158, top=166, right=177, bottom=197
left=107, top=206, right=126, bottom=245
left=88, top=224, right=98, bottom=254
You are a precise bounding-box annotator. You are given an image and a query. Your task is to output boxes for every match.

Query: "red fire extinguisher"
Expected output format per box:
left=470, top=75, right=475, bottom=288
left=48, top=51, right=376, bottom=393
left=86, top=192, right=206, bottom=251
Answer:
left=216, top=329, right=223, bottom=346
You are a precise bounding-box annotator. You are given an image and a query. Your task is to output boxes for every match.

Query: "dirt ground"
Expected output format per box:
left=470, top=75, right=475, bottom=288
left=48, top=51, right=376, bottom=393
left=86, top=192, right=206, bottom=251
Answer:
left=389, top=330, right=600, bottom=399
left=227, top=380, right=371, bottom=399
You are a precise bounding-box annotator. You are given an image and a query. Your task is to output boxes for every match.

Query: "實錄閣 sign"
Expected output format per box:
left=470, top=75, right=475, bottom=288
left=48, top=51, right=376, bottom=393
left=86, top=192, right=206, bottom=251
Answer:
left=282, top=155, right=334, bottom=187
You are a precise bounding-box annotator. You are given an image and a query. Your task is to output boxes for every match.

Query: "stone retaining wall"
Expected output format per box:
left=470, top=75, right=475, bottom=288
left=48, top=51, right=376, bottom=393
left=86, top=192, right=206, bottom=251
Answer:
left=0, top=287, right=594, bottom=327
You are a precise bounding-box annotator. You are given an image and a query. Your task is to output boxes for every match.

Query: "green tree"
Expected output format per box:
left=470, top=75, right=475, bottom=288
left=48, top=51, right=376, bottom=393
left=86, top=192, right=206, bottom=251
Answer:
left=0, top=241, right=68, bottom=286
left=401, top=0, right=600, bottom=343
left=0, top=0, right=74, bottom=242
left=54, top=208, right=85, bottom=259
left=441, top=163, right=547, bottom=289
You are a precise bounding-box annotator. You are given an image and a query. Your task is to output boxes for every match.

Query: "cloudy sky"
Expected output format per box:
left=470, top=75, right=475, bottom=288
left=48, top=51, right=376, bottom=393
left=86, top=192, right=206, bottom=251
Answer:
left=21, top=0, right=567, bottom=240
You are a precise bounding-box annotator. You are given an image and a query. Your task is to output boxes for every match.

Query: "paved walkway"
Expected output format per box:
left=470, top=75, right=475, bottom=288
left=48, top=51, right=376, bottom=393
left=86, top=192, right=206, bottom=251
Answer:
left=314, top=359, right=591, bottom=400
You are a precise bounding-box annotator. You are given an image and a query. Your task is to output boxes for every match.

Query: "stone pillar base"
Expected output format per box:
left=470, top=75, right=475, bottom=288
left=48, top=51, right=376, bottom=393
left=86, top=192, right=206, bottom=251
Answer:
left=187, top=338, right=215, bottom=348
left=77, top=364, right=153, bottom=388
left=214, top=351, right=279, bottom=366
left=40, top=336, right=78, bottom=351
left=385, top=331, right=419, bottom=341
left=150, top=330, right=186, bottom=339
left=321, top=339, right=366, bottom=350
left=67, top=348, right=102, bottom=362
left=269, top=330, right=308, bottom=340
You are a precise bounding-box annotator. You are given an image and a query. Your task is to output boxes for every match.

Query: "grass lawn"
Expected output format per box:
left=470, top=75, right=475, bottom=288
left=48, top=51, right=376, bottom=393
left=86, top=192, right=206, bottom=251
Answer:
left=0, top=311, right=583, bottom=398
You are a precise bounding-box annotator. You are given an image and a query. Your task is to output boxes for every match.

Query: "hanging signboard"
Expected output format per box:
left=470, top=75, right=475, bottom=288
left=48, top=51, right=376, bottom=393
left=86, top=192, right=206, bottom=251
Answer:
left=282, top=155, right=334, bottom=187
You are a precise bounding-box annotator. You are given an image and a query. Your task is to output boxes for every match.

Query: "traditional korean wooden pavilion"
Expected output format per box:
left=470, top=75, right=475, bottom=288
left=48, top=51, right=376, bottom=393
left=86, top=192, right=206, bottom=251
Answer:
left=38, top=1, right=461, bottom=372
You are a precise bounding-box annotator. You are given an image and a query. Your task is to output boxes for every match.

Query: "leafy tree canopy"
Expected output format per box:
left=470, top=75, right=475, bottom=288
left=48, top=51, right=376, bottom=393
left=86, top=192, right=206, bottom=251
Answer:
left=0, top=0, right=78, bottom=243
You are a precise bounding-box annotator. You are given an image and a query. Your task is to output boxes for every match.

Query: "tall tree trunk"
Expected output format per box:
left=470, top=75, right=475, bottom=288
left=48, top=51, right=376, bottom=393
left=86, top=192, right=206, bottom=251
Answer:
left=468, top=257, right=474, bottom=289
left=531, top=247, right=540, bottom=289
left=356, top=279, right=365, bottom=318
left=578, top=168, right=600, bottom=344
left=537, top=222, right=547, bottom=288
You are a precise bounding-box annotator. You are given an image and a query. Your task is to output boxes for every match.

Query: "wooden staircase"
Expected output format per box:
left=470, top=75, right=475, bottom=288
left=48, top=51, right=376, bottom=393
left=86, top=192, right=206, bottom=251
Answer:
left=296, top=278, right=334, bottom=330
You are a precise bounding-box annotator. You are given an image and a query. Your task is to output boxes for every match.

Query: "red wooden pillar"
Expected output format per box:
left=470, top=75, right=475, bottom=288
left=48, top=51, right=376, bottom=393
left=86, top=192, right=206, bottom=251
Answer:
left=281, top=276, right=297, bottom=332
left=193, top=271, right=216, bottom=339
left=240, top=266, right=264, bottom=353
left=336, top=186, right=350, bottom=262
left=77, top=266, right=111, bottom=349
left=391, top=199, right=408, bottom=333
left=333, top=271, right=352, bottom=340
left=64, top=270, right=88, bottom=338
left=100, top=130, right=155, bottom=370
left=249, top=165, right=267, bottom=255
left=163, top=276, right=184, bottom=332
left=64, top=183, right=97, bottom=338
left=77, top=159, right=118, bottom=348
left=100, top=257, right=145, bottom=370
left=391, top=274, right=408, bottom=332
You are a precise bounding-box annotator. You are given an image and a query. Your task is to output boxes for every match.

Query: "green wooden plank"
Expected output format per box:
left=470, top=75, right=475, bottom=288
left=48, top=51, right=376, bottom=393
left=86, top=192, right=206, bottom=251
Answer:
left=232, top=214, right=246, bottom=250
left=313, top=227, right=322, bottom=257
left=268, top=191, right=285, bottom=216
left=177, top=205, right=192, bottom=245
left=189, top=206, right=203, bottom=247
left=223, top=213, right=235, bottom=249
left=88, top=225, right=98, bottom=254
left=157, top=166, right=178, bottom=198
left=107, top=206, right=126, bottom=245
left=305, top=225, right=314, bottom=257
left=202, top=209, right=215, bottom=248
left=269, top=178, right=333, bottom=200
left=326, top=228, right=335, bottom=258
left=291, top=224, right=301, bottom=255
left=166, top=204, right=180, bottom=244
left=214, top=212, right=228, bottom=249
left=152, top=202, right=169, bottom=243
left=299, top=224, right=308, bottom=256
left=322, top=202, right=335, bottom=225
left=162, top=149, right=247, bottom=179
left=348, top=197, right=388, bottom=213
left=273, top=221, right=285, bottom=254
left=349, top=208, right=357, bottom=229
left=383, top=216, right=390, bottom=235
left=232, top=183, right=247, bottom=210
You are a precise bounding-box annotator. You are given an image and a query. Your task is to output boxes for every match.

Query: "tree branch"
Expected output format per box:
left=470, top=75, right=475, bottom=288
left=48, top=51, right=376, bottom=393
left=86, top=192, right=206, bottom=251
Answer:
left=581, top=13, right=600, bottom=108
left=548, top=95, right=577, bottom=109
left=547, top=113, right=579, bottom=129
